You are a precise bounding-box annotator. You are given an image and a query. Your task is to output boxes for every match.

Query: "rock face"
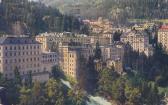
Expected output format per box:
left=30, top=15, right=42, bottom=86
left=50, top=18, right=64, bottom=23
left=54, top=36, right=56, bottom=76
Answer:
left=11, top=21, right=27, bottom=35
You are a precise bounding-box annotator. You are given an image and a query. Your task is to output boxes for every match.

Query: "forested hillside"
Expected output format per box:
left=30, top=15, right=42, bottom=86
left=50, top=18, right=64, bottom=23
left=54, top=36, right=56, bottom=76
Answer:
left=43, top=0, right=168, bottom=20
left=0, top=0, right=84, bottom=35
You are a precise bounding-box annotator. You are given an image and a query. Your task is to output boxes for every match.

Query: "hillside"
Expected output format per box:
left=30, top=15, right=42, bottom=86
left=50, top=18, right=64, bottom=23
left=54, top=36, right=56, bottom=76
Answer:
left=40, top=0, right=168, bottom=21
left=0, top=0, right=84, bottom=35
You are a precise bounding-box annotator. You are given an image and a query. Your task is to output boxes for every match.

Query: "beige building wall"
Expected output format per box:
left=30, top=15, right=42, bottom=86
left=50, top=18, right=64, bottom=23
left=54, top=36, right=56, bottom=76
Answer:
left=121, top=31, right=151, bottom=55
left=41, top=52, right=58, bottom=72
left=100, top=43, right=125, bottom=62
left=158, top=29, right=168, bottom=52
left=0, top=37, right=42, bottom=80
left=58, top=43, right=93, bottom=79
left=106, top=59, right=123, bottom=74
left=35, top=32, right=112, bottom=52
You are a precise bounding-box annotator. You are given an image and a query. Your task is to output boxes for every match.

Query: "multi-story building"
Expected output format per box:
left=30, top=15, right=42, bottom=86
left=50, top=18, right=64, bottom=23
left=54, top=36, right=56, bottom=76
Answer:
left=100, top=42, right=125, bottom=62
left=0, top=36, right=48, bottom=82
left=58, top=42, right=93, bottom=79
left=36, top=32, right=112, bottom=52
left=106, top=59, right=123, bottom=74
left=121, top=30, right=152, bottom=56
left=158, top=25, right=168, bottom=52
left=41, top=51, right=58, bottom=72
left=89, top=17, right=113, bottom=34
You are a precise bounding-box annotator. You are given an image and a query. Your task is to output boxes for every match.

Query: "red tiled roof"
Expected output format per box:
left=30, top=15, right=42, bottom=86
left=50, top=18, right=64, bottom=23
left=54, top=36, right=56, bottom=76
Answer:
left=160, top=26, right=168, bottom=30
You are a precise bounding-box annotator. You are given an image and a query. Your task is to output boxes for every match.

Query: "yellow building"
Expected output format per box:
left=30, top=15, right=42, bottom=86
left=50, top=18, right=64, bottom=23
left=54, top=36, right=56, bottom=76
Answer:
left=89, top=18, right=113, bottom=34
left=36, top=32, right=112, bottom=52
left=106, top=59, right=123, bottom=74
left=158, top=26, right=168, bottom=52
left=121, top=30, right=152, bottom=56
left=58, top=42, right=93, bottom=79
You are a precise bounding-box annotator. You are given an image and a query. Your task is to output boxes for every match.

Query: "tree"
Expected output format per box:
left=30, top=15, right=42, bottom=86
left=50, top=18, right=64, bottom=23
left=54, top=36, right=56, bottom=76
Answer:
left=125, top=87, right=142, bottom=105
left=77, top=55, right=88, bottom=90
left=94, top=41, right=102, bottom=59
left=113, top=30, right=122, bottom=41
left=25, top=71, right=32, bottom=87
left=67, top=89, right=86, bottom=105
left=85, top=56, right=98, bottom=93
left=14, top=67, right=22, bottom=86
left=19, top=86, right=32, bottom=105
left=45, top=79, right=65, bottom=105
left=31, top=81, right=46, bottom=105
left=51, top=65, right=65, bottom=80
left=98, top=68, right=119, bottom=98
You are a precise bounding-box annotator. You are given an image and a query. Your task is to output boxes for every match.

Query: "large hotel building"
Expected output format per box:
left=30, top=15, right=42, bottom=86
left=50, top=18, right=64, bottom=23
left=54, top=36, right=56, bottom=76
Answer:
left=121, top=30, right=153, bottom=56
left=0, top=36, right=43, bottom=79
left=58, top=42, right=94, bottom=79
left=158, top=25, right=168, bottom=52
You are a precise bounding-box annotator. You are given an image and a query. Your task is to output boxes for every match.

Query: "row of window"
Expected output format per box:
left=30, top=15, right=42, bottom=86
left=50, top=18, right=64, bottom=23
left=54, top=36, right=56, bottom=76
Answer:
left=42, top=59, right=57, bottom=62
left=4, top=51, right=40, bottom=57
left=2, top=57, right=40, bottom=64
left=5, top=64, right=40, bottom=71
left=42, top=55, right=57, bottom=58
left=3, top=45, right=40, bottom=50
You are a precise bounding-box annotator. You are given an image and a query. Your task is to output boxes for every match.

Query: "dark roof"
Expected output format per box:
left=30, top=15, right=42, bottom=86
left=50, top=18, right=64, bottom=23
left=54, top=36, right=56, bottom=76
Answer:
left=0, top=37, right=41, bottom=45
left=0, top=87, right=5, bottom=92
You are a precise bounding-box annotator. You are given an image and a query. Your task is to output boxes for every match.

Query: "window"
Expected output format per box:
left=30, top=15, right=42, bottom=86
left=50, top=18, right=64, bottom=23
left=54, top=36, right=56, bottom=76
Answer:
left=14, top=46, right=16, bottom=50
left=5, top=60, right=8, bottom=64
left=10, top=52, right=12, bottom=56
left=5, top=53, right=7, bottom=57
left=14, top=52, right=16, bottom=56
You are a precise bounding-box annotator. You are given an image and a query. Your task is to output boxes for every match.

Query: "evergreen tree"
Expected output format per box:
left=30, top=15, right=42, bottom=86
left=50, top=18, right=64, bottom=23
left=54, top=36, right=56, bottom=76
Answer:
left=14, top=67, right=22, bottom=86
left=94, top=41, right=102, bottom=60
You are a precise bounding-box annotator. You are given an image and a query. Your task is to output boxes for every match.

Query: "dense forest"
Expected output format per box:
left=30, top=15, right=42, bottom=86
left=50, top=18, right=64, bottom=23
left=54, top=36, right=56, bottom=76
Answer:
left=44, top=0, right=168, bottom=20
left=0, top=0, right=88, bottom=35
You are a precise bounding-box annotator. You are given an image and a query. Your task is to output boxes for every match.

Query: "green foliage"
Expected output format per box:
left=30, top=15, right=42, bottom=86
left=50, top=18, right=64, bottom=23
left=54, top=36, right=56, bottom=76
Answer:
left=19, top=86, right=32, bottom=105
left=14, top=67, right=22, bottom=86
left=0, top=1, right=86, bottom=35
left=94, top=41, right=102, bottom=59
left=113, top=30, right=122, bottom=41
left=67, top=89, right=86, bottom=105
left=45, top=79, right=65, bottom=105
left=51, top=65, right=65, bottom=80
left=85, top=56, right=99, bottom=93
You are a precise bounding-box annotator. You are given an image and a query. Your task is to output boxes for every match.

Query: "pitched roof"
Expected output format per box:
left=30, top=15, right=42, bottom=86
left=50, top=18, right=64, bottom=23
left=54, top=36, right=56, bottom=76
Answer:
left=0, top=37, right=41, bottom=45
